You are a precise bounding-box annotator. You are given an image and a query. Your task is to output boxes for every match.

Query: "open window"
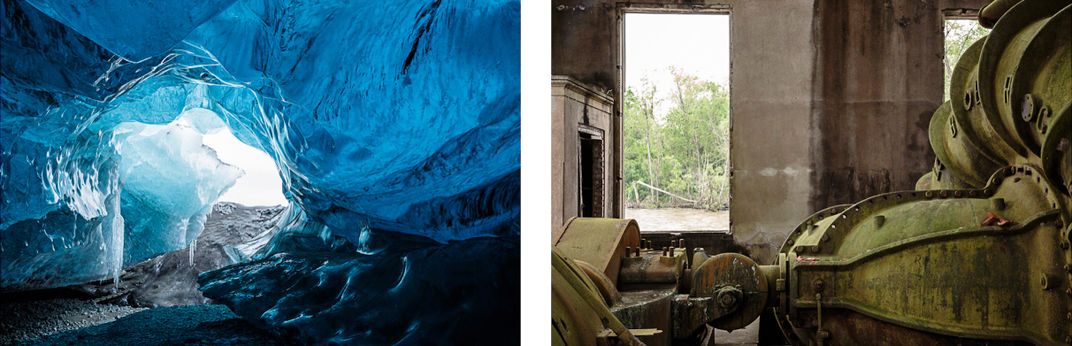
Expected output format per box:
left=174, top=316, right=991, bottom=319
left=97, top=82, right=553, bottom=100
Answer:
left=943, top=11, right=989, bottom=100
left=620, top=12, right=731, bottom=232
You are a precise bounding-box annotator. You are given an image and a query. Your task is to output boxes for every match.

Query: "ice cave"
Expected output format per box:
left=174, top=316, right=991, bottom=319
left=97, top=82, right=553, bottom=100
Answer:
left=0, top=0, right=520, bottom=343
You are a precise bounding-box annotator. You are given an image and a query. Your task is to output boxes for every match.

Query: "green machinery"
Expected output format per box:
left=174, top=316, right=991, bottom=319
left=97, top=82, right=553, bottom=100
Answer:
left=552, top=0, right=1071, bottom=344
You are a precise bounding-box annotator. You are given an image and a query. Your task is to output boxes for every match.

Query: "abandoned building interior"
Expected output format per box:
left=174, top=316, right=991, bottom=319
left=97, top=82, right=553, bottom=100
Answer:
left=551, top=0, right=1071, bottom=345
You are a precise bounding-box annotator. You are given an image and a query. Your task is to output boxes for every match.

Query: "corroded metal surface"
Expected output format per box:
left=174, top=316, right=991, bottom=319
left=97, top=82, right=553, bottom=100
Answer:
left=690, top=253, right=768, bottom=332
left=770, top=0, right=1072, bottom=343
left=553, top=219, right=721, bottom=345
left=552, top=248, right=643, bottom=346
left=619, top=248, right=685, bottom=288
left=918, top=0, right=1071, bottom=192
left=776, top=169, right=1067, bottom=343
left=574, top=259, right=622, bottom=305
left=556, top=218, right=643, bottom=286
left=612, top=289, right=676, bottom=346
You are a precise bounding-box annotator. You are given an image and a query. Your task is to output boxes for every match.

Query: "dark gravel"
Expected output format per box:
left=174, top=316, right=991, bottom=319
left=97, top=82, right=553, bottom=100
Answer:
left=0, top=289, right=146, bottom=345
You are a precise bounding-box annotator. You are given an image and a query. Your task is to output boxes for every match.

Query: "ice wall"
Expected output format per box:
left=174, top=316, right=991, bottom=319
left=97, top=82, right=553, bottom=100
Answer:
left=2, top=0, right=519, bottom=338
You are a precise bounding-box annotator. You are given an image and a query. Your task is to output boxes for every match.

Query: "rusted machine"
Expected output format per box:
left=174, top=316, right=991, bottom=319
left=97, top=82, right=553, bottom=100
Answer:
left=552, top=218, right=770, bottom=345
left=552, top=0, right=1071, bottom=344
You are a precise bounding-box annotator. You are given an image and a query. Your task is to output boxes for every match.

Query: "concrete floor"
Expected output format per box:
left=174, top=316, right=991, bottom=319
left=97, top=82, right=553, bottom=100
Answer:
left=714, top=319, right=760, bottom=346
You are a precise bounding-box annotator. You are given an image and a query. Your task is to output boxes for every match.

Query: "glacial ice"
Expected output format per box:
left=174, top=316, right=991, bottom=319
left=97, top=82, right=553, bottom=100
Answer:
left=113, top=117, right=243, bottom=264
left=2, top=0, right=519, bottom=341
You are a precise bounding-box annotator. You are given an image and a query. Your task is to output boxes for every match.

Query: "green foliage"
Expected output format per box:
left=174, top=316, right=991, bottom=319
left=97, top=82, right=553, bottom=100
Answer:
left=944, top=19, right=989, bottom=100
left=624, top=69, right=730, bottom=211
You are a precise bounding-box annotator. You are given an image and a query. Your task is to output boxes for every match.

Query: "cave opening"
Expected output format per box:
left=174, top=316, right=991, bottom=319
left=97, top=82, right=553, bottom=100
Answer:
left=109, top=107, right=288, bottom=266
left=39, top=106, right=297, bottom=309
left=159, top=109, right=286, bottom=208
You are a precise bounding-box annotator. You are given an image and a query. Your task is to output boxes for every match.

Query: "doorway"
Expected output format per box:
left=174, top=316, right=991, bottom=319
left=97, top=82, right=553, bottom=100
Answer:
left=578, top=127, right=605, bottom=217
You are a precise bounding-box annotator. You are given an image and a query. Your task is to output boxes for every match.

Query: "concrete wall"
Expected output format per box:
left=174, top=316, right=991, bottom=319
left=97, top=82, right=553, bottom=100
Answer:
left=729, top=0, right=816, bottom=262
left=551, top=0, right=988, bottom=262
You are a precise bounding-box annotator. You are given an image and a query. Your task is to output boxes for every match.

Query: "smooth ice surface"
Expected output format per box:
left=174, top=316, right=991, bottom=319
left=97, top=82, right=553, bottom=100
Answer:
left=198, top=237, right=520, bottom=344
left=2, top=0, right=519, bottom=337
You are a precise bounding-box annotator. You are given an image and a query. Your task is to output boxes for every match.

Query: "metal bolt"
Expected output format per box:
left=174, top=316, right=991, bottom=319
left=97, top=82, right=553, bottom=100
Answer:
left=1021, top=94, right=1036, bottom=122
left=715, top=287, right=742, bottom=309
left=813, top=279, right=825, bottom=293
left=718, top=293, right=736, bottom=308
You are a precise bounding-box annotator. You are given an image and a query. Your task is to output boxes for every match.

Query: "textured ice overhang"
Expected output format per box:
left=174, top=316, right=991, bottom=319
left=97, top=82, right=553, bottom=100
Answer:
left=23, top=0, right=239, bottom=61
left=2, top=0, right=519, bottom=338
left=17, top=0, right=523, bottom=243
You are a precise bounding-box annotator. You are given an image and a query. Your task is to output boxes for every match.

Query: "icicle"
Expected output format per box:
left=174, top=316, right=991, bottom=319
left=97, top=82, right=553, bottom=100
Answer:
left=106, top=167, right=125, bottom=290
left=188, top=237, right=197, bottom=267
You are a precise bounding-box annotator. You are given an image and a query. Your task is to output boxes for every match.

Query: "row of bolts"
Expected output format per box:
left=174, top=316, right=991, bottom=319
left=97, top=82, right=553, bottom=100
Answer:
left=625, top=239, right=685, bottom=257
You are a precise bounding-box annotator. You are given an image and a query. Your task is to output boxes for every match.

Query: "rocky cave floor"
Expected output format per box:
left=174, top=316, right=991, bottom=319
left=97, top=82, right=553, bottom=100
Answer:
left=0, top=203, right=290, bottom=345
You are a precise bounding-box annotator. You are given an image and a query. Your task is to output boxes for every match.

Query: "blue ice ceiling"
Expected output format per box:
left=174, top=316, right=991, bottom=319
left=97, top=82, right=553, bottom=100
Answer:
left=1, top=0, right=519, bottom=306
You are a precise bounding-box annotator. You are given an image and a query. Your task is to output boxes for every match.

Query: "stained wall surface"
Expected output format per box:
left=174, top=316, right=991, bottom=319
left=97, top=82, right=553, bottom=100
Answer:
left=551, top=0, right=987, bottom=262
